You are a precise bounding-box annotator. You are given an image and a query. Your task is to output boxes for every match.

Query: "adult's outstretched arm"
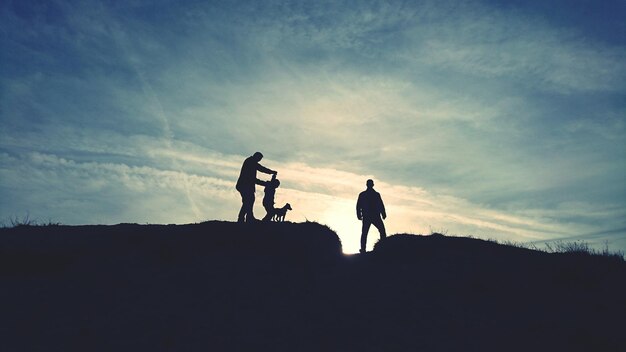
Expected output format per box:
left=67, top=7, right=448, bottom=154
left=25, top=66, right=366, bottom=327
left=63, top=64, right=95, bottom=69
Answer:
left=256, top=163, right=276, bottom=175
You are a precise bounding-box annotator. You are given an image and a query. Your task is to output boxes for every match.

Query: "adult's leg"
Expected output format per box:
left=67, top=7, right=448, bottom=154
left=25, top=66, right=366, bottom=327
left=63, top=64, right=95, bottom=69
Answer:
left=241, top=190, right=256, bottom=222
left=361, top=219, right=372, bottom=252
left=371, top=216, right=387, bottom=239
left=237, top=191, right=246, bottom=222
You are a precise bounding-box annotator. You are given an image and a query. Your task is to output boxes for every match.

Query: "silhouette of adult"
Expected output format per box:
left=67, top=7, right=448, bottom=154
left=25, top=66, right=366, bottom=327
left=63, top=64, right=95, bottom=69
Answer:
left=356, top=179, right=386, bottom=253
left=236, top=152, right=277, bottom=223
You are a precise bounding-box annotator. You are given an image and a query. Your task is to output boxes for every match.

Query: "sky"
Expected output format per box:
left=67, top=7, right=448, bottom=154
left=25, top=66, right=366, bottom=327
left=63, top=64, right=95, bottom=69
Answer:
left=1, top=0, right=625, bottom=254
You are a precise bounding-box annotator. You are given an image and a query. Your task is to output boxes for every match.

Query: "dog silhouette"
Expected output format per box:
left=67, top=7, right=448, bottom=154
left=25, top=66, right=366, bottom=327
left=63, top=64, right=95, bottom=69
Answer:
left=273, top=203, right=292, bottom=222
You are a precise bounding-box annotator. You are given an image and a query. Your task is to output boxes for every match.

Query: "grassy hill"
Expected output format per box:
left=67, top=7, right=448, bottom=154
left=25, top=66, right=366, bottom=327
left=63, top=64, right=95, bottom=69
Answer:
left=1, top=221, right=624, bottom=351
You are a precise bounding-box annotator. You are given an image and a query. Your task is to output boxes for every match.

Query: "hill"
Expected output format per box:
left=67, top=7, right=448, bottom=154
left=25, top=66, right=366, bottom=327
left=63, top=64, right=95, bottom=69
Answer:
left=1, top=222, right=625, bottom=351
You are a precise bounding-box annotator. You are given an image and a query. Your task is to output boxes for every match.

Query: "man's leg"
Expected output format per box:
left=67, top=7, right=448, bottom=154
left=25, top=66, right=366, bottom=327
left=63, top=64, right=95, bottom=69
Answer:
left=361, top=219, right=372, bottom=253
left=372, top=216, right=387, bottom=239
left=242, top=191, right=256, bottom=222
left=237, top=191, right=246, bottom=222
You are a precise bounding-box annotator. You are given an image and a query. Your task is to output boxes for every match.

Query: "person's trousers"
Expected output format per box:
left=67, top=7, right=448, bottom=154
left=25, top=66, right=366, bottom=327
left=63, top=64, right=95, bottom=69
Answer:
left=238, top=189, right=255, bottom=222
left=262, top=203, right=275, bottom=221
left=361, top=216, right=386, bottom=250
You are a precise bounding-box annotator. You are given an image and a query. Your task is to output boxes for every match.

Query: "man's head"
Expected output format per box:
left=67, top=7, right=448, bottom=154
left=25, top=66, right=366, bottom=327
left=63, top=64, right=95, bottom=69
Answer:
left=252, top=152, right=263, bottom=161
left=366, top=179, right=374, bottom=189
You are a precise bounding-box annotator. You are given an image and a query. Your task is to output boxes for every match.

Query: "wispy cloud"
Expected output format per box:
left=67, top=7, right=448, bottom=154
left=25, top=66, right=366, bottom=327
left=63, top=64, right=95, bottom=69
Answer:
left=412, top=18, right=626, bottom=93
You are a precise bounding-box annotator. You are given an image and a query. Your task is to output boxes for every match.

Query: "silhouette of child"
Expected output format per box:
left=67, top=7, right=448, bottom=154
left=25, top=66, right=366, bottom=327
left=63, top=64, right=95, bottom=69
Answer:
left=261, top=174, right=280, bottom=221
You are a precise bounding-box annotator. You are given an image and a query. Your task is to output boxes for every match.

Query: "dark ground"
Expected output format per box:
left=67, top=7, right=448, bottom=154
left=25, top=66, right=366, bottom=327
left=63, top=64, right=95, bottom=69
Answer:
left=1, top=221, right=625, bottom=351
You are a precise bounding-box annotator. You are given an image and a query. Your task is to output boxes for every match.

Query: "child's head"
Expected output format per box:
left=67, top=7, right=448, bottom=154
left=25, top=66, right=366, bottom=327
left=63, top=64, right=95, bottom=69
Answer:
left=272, top=179, right=280, bottom=188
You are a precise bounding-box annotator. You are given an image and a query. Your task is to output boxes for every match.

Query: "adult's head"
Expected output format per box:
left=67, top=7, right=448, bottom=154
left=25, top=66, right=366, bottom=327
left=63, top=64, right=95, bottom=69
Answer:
left=366, top=179, right=374, bottom=189
left=252, top=152, right=263, bottom=162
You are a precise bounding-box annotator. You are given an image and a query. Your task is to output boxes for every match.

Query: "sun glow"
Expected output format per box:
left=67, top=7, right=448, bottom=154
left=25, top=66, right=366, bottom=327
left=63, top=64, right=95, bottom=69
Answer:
left=317, top=200, right=366, bottom=254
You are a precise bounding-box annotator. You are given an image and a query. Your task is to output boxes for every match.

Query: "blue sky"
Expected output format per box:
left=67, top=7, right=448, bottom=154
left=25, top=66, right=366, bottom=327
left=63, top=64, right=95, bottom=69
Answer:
left=1, top=0, right=625, bottom=253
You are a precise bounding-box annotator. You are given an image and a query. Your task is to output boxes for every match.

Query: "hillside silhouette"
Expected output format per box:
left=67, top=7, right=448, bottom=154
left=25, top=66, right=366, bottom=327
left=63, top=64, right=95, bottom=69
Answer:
left=1, top=222, right=625, bottom=351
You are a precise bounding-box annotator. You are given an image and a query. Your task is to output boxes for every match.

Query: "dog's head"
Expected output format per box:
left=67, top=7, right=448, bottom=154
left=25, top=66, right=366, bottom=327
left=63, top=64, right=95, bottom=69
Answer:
left=285, top=203, right=292, bottom=211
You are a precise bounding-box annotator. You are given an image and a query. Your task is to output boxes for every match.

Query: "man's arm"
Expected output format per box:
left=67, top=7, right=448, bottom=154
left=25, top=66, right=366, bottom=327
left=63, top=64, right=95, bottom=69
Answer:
left=256, top=163, right=277, bottom=175
left=356, top=194, right=363, bottom=220
left=379, top=193, right=386, bottom=219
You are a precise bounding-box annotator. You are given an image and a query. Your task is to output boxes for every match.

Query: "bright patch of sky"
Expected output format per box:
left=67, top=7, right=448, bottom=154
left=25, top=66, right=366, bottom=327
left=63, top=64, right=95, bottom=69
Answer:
left=2, top=0, right=625, bottom=253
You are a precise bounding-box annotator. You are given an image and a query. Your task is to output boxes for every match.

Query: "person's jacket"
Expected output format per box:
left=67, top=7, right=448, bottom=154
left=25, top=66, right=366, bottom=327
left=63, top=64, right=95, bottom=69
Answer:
left=236, top=156, right=273, bottom=192
left=356, top=189, right=386, bottom=219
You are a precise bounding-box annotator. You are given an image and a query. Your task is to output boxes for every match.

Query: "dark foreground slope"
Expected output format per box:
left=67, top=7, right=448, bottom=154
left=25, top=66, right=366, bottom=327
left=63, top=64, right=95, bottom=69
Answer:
left=1, top=222, right=624, bottom=352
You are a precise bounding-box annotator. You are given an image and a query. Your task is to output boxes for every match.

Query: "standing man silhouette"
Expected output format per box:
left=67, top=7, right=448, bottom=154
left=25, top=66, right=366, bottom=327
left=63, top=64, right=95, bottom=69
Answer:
left=236, top=152, right=277, bottom=223
left=356, top=179, right=387, bottom=253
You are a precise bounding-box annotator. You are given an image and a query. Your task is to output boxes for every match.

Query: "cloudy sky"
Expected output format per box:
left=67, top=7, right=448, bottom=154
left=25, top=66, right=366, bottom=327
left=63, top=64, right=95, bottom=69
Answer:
left=1, top=0, right=625, bottom=253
